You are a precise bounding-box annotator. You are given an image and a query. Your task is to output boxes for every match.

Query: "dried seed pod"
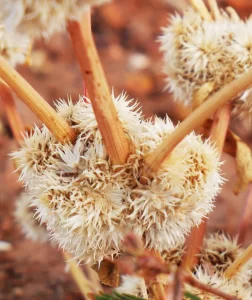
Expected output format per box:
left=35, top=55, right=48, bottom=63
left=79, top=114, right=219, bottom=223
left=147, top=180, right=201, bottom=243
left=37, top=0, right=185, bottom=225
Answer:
left=160, top=6, right=252, bottom=120
left=0, top=26, right=31, bottom=67
left=14, top=193, right=50, bottom=243
left=0, top=0, right=111, bottom=39
left=12, top=93, right=223, bottom=264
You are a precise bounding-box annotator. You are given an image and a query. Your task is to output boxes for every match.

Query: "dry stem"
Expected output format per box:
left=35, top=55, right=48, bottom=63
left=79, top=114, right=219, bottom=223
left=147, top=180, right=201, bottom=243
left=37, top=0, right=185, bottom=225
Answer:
left=63, top=252, right=94, bottom=299
left=0, top=83, right=25, bottom=145
left=185, top=274, right=239, bottom=300
left=0, top=57, right=76, bottom=144
left=224, top=244, right=252, bottom=278
left=238, top=184, right=252, bottom=244
left=190, top=0, right=212, bottom=21
left=67, top=10, right=130, bottom=165
left=144, top=68, right=252, bottom=174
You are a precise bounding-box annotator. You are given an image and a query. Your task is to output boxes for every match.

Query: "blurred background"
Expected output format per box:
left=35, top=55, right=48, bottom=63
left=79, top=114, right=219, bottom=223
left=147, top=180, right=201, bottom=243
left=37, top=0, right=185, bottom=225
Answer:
left=0, top=0, right=252, bottom=299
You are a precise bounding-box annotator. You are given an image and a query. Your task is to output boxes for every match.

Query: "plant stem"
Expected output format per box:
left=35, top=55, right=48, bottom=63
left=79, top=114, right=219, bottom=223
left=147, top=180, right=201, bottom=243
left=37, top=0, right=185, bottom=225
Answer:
left=143, top=68, right=252, bottom=174
left=63, top=252, right=94, bottom=299
left=238, top=184, right=252, bottom=244
left=0, top=57, right=76, bottom=144
left=0, top=83, right=25, bottom=145
left=67, top=10, right=130, bottom=165
left=224, top=244, right=252, bottom=278
left=185, top=274, right=239, bottom=300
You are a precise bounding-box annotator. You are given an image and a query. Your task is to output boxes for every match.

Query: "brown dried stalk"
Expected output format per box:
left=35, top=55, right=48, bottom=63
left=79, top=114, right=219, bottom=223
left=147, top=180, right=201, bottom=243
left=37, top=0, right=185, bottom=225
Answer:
left=238, top=184, right=252, bottom=244
left=190, top=0, right=212, bottom=21
left=0, top=57, right=76, bottom=144
left=144, top=68, right=252, bottom=174
left=63, top=252, right=94, bottom=299
left=185, top=274, right=239, bottom=300
left=0, top=83, right=25, bottom=145
left=224, top=244, right=252, bottom=278
left=67, top=10, right=130, bottom=165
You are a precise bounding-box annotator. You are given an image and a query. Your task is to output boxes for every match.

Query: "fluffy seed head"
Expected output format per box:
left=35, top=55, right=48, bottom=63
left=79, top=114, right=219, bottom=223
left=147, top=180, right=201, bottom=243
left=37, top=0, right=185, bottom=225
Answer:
left=116, top=276, right=148, bottom=299
left=185, top=267, right=252, bottom=300
left=12, top=93, right=223, bottom=264
left=159, top=6, right=252, bottom=121
left=0, top=0, right=111, bottom=39
left=0, top=25, right=31, bottom=67
left=14, top=193, right=50, bottom=243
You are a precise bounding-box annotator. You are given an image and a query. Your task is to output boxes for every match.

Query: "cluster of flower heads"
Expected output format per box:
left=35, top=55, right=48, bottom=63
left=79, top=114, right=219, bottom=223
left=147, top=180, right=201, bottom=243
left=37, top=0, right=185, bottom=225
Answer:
left=13, top=93, right=223, bottom=264
left=159, top=6, right=252, bottom=120
left=116, top=233, right=252, bottom=299
left=14, top=193, right=50, bottom=243
left=0, top=0, right=111, bottom=39
left=0, top=25, right=31, bottom=67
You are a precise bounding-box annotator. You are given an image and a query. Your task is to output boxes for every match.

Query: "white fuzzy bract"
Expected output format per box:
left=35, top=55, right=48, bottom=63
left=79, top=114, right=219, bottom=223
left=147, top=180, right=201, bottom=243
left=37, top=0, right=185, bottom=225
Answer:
left=0, top=0, right=111, bottom=39
left=160, top=6, right=252, bottom=121
left=116, top=275, right=148, bottom=299
left=14, top=193, right=50, bottom=243
left=0, top=26, right=31, bottom=67
left=185, top=267, right=252, bottom=300
left=12, top=93, right=223, bottom=264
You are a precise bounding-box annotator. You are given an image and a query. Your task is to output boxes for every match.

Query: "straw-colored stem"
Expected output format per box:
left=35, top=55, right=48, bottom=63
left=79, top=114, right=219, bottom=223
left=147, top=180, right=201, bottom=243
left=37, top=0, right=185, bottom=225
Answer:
left=190, top=0, right=212, bottom=21
left=182, top=218, right=207, bottom=271
left=185, top=274, right=239, bottom=300
left=144, top=68, right=252, bottom=174
left=150, top=278, right=166, bottom=300
left=210, top=104, right=231, bottom=151
left=63, top=252, right=94, bottom=299
left=0, top=83, right=25, bottom=145
left=67, top=10, right=130, bottom=165
left=0, top=57, right=76, bottom=144
left=238, top=184, right=252, bottom=244
left=207, top=0, right=222, bottom=20
left=224, top=244, right=252, bottom=279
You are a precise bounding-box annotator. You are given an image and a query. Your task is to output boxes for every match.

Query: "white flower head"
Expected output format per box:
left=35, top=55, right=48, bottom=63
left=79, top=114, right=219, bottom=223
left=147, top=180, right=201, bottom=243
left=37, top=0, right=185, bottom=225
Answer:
left=116, top=275, right=148, bottom=299
left=185, top=267, right=252, bottom=300
left=200, top=232, right=252, bottom=285
left=0, top=25, right=31, bottom=67
left=13, top=93, right=223, bottom=264
left=159, top=6, right=252, bottom=121
left=0, top=0, right=111, bottom=39
left=14, top=193, right=50, bottom=243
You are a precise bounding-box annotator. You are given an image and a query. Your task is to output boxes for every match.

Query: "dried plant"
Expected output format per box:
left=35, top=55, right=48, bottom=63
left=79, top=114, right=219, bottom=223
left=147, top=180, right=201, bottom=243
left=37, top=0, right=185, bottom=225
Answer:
left=160, top=3, right=252, bottom=120
left=0, top=0, right=111, bottom=39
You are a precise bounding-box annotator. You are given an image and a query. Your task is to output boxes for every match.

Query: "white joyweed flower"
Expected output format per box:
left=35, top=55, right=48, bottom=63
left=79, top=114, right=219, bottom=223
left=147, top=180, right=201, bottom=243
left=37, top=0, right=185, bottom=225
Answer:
left=116, top=275, right=148, bottom=299
left=0, top=0, right=111, bottom=39
left=12, top=93, right=223, bottom=264
left=185, top=267, right=252, bottom=300
left=14, top=193, right=50, bottom=243
left=200, top=233, right=252, bottom=285
left=160, top=6, right=252, bottom=121
left=0, top=25, right=31, bottom=67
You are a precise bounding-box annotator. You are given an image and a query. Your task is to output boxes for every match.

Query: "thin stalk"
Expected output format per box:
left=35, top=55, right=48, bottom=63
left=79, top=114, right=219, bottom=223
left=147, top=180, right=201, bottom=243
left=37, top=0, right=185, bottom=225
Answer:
left=238, top=184, right=252, bottom=244
left=185, top=274, right=239, bottom=300
left=67, top=10, right=130, bottom=165
left=143, top=68, right=252, bottom=174
left=0, top=83, right=25, bottom=145
left=0, top=56, right=76, bottom=144
left=224, top=244, right=252, bottom=279
left=63, top=252, right=94, bottom=299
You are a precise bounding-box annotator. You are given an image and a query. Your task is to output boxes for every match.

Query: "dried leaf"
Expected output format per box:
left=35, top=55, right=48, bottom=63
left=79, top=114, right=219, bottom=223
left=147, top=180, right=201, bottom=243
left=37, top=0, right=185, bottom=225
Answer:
left=92, top=259, right=120, bottom=288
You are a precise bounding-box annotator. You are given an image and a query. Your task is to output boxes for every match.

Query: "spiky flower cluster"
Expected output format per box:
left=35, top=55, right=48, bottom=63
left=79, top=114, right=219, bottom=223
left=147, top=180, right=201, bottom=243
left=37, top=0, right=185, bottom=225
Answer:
left=0, top=25, right=31, bottom=67
left=13, top=93, right=222, bottom=264
left=160, top=6, right=252, bottom=120
left=185, top=267, right=252, bottom=300
left=116, top=276, right=148, bottom=299
left=14, top=193, right=50, bottom=243
left=0, top=0, right=111, bottom=39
